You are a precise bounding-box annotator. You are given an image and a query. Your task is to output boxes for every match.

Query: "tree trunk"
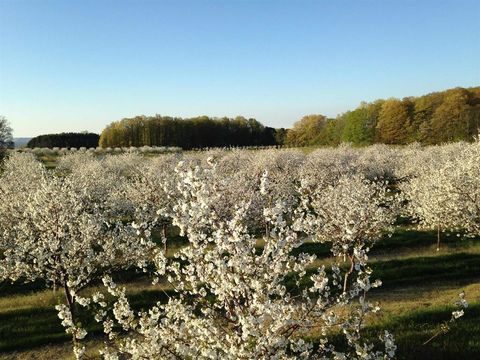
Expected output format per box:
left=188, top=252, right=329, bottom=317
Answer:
left=162, top=224, right=168, bottom=255
left=436, top=224, right=441, bottom=251
left=63, top=281, right=77, bottom=346
left=343, top=255, right=355, bottom=293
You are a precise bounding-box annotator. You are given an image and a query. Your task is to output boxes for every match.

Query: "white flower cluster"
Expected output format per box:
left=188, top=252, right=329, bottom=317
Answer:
left=0, top=153, right=156, bottom=357
left=2, top=142, right=477, bottom=359
left=399, top=141, right=480, bottom=249
left=86, top=160, right=397, bottom=359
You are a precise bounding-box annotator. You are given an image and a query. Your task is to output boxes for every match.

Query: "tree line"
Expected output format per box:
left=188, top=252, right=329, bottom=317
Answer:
left=8, top=86, right=480, bottom=151
left=286, top=86, right=480, bottom=146
left=99, top=115, right=281, bottom=149
left=27, top=132, right=100, bottom=149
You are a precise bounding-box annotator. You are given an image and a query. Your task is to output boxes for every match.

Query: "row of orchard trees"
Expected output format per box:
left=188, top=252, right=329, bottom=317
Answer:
left=286, top=86, right=480, bottom=146
left=99, top=115, right=280, bottom=149
left=1, top=143, right=478, bottom=359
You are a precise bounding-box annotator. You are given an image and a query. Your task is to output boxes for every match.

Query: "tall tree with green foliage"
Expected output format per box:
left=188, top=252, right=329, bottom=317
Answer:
left=340, top=101, right=383, bottom=146
left=341, top=109, right=369, bottom=145
left=321, top=118, right=345, bottom=146
left=27, top=132, right=99, bottom=149
left=99, top=115, right=278, bottom=149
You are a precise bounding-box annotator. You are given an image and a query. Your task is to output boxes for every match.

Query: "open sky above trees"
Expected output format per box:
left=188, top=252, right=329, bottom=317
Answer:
left=22, top=86, right=480, bottom=149
left=0, top=0, right=479, bottom=137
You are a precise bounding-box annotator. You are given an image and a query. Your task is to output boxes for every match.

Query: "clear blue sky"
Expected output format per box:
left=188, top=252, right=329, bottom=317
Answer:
left=1, top=0, right=479, bottom=137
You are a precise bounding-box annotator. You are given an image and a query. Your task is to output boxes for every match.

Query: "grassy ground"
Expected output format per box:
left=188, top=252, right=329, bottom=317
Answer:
left=0, top=228, right=478, bottom=359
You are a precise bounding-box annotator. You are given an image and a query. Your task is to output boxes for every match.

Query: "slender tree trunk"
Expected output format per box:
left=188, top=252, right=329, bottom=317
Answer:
left=64, top=281, right=77, bottom=346
left=64, top=283, right=75, bottom=320
left=437, top=224, right=441, bottom=251
left=162, top=224, right=168, bottom=255
left=343, top=255, right=355, bottom=293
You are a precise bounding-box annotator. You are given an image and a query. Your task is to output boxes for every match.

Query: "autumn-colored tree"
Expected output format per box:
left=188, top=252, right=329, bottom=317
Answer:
left=376, top=99, right=413, bottom=144
left=429, top=88, right=478, bottom=143
left=285, top=114, right=328, bottom=146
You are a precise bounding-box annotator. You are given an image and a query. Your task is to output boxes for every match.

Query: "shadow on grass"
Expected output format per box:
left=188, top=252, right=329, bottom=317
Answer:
left=284, top=252, right=480, bottom=296
left=302, top=303, right=480, bottom=360
left=0, top=307, right=68, bottom=352
left=373, top=228, right=480, bottom=254
left=372, top=252, right=480, bottom=289
left=260, top=229, right=480, bottom=259
left=1, top=229, right=478, bottom=354
left=365, top=302, right=480, bottom=360
left=0, top=288, right=175, bottom=352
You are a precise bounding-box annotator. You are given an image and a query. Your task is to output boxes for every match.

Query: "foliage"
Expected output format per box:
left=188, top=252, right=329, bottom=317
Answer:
left=338, top=101, right=384, bottom=146
left=99, top=115, right=280, bottom=149
left=27, top=132, right=100, bottom=149
left=284, top=86, right=480, bottom=147
left=285, top=114, right=329, bottom=146
left=0, top=153, right=156, bottom=356
left=399, top=141, right=480, bottom=249
left=83, top=160, right=396, bottom=359
left=1, top=143, right=479, bottom=359
left=0, top=116, right=14, bottom=160
left=376, top=99, right=414, bottom=144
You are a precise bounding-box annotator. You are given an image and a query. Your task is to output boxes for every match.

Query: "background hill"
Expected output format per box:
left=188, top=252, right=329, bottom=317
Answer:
left=13, top=138, right=31, bottom=148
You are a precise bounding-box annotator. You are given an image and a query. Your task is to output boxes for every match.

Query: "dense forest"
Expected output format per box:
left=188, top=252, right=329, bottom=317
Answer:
left=25, top=87, right=479, bottom=150
left=27, top=132, right=100, bottom=149
left=99, top=116, right=280, bottom=149
left=99, top=86, right=479, bottom=149
left=286, top=87, right=480, bottom=146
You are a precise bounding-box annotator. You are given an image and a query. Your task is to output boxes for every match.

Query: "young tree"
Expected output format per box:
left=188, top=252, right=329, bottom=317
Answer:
left=121, top=154, right=181, bottom=253
left=427, top=142, right=480, bottom=238
left=399, top=144, right=468, bottom=250
left=294, top=173, right=399, bottom=291
left=81, top=160, right=396, bottom=360
left=0, top=155, right=155, bottom=358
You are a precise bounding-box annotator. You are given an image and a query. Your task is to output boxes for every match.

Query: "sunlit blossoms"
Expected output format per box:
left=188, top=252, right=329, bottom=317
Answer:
left=400, top=141, right=480, bottom=249
left=0, top=153, right=155, bottom=356
left=2, top=142, right=478, bottom=359
left=85, top=159, right=397, bottom=359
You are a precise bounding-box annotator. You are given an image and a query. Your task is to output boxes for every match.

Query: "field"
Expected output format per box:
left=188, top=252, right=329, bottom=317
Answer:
left=1, top=228, right=479, bottom=359
left=0, top=144, right=479, bottom=359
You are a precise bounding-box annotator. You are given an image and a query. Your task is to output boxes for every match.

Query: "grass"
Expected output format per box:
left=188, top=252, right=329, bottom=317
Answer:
left=0, top=227, right=479, bottom=359
left=363, top=302, right=480, bottom=360
left=371, top=253, right=480, bottom=288
left=367, top=281, right=480, bottom=360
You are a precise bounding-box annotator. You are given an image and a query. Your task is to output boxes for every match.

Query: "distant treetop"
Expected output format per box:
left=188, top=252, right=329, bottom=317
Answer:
left=99, top=115, right=280, bottom=149
left=284, top=86, right=480, bottom=147
left=27, top=132, right=100, bottom=149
